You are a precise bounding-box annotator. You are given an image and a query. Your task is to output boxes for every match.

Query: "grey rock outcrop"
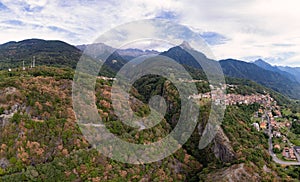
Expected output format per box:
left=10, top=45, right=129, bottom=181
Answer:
left=212, top=128, right=236, bottom=163
left=0, top=158, right=10, bottom=169
left=0, top=103, right=22, bottom=127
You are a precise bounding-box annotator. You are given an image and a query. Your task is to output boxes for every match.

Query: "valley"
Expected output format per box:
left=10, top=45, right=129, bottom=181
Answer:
left=0, top=39, right=299, bottom=181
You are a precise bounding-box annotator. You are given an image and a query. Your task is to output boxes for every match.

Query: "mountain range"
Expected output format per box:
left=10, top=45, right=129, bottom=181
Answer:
left=0, top=39, right=299, bottom=99
left=0, top=39, right=300, bottom=181
left=220, top=59, right=300, bottom=99
left=253, top=59, right=300, bottom=84
left=159, top=43, right=300, bottom=99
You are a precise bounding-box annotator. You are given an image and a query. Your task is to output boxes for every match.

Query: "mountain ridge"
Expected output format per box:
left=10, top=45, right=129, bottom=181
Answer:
left=220, top=58, right=300, bottom=99
left=253, top=59, right=299, bottom=83
left=0, top=39, right=300, bottom=181
left=0, top=38, right=81, bottom=69
left=0, top=38, right=300, bottom=99
left=278, top=65, right=300, bottom=83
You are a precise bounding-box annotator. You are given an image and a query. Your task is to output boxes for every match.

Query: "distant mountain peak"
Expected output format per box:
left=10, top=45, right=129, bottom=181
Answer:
left=254, top=59, right=270, bottom=65
left=253, top=58, right=299, bottom=85
left=179, top=41, right=192, bottom=50
left=253, top=59, right=274, bottom=69
left=254, top=58, right=265, bottom=63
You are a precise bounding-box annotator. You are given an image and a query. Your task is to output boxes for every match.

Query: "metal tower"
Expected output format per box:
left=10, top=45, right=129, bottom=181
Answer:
left=22, top=60, right=25, bottom=70
left=33, top=56, right=35, bottom=68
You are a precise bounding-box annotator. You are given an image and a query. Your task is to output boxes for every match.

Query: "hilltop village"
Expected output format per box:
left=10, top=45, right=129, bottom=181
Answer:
left=190, top=83, right=300, bottom=164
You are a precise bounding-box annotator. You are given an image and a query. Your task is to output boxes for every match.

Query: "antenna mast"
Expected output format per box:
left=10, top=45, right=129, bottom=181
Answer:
left=22, top=60, right=25, bottom=70
left=33, top=56, right=35, bottom=68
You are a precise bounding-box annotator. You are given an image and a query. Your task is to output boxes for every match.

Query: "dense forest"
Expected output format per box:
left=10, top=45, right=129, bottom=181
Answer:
left=0, top=67, right=299, bottom=181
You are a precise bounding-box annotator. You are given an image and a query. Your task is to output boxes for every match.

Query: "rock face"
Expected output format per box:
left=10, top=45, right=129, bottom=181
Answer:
left=0, top=112, right=14, bottom=127
left=0, top=158, right=9, bottom=169
left=212, top=128, right=236, bottom=163
left=205, top=163, right=261, bottom=182
left=0, top=87, right=26, bottom=127
left=197, top=120, right=236, bottom=163
left=0, top=103, right=21, bottom=127
left=0, top=87, right=16, bottom=95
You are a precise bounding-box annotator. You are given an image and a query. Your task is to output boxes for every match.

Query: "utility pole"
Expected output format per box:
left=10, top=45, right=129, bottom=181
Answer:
left=22, top=60, right=25, bottom=70
left=33, top=56, right=35, bottom=68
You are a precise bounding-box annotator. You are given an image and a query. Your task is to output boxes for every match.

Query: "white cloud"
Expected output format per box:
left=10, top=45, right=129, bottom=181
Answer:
left=0, top=0, right=178, bottom=43
left=174, top=0, right=300, bottom=66
left=0, top=0, right=300, bottom=66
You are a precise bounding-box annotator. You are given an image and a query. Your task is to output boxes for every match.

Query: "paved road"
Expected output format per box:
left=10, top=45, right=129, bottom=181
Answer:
left=266, top=111, right=300, bottom=165
left=285, top=136, right=300, bottom=162
left=293, top=147, right=300, bottom=162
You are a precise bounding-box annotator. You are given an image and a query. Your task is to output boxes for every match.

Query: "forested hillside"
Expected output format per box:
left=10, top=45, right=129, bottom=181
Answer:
left=0, top=39, right=81, bottom=69
left=0, top=67, right=299, bottom=181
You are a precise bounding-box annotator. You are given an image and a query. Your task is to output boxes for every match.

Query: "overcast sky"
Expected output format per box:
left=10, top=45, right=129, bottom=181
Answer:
left=0, top=0, right=300, bottom=66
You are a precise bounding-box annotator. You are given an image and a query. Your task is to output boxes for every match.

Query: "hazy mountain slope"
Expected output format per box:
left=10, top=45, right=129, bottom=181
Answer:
left=253, top=59, right=298, bottom=83
left=220, top=59, right=300, bottom=99
left=77, top=43, right=159, bottom=62
left=253, top=59, right=281, bottom=72
left=159, top=42, right=300, bottom=99
left=278, top=66, right=300, bottom=83
left=1, top=39, right=300, bottom=100
left=160, top=45, right=203, bottom=69
left=117, top=48, right=159, bottom=60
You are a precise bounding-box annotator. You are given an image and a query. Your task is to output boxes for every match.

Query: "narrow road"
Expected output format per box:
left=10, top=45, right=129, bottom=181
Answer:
left=266, top=111, right=300, bottom=165
left=285, top=136, right=300, bottom=162
left=293, top=147, right=300, bottom=162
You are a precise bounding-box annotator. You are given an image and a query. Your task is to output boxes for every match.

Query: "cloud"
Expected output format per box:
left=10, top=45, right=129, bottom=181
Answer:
left=1, top=20, right=24, bottom=26
left=0, top=2, right=8, bottom=10
left=272, top=43, right=295, bottom=47
left=24, top=5, right=43, bottom=13
left=243, top=52, right=297, bottom=66
left=0, top=0, right=174, bottom=43
left=155, top=10, right=178, bottom=20
left=173, top=0, right=300, bottom=66
left=0, top=0, right=299, bottom=66
left=200, top=32, right=229, bottom=45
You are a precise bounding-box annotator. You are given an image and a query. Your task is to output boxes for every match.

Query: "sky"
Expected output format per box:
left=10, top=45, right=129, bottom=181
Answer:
left=0, top=0, right=300, bottom=67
